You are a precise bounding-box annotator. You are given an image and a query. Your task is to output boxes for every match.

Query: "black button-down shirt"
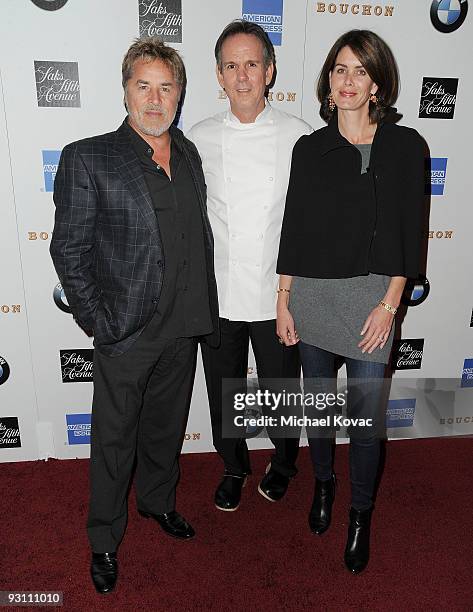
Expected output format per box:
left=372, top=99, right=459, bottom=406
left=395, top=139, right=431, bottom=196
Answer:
left=125, top=120, right=212, bottom=338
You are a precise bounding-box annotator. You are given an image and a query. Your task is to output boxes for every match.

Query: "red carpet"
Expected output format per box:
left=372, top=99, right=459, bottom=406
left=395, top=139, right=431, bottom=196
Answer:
left=2, top=439, right=472, bottom=611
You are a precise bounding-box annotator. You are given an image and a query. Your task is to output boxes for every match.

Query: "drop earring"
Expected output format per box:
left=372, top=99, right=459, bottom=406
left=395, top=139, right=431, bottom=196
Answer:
left=328, top=92, right=336, bottom=112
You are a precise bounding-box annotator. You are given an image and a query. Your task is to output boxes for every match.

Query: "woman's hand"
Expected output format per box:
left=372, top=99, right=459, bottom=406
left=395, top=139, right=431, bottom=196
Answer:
left=276, top=303, right=299, bottom=346
left=358, top=305, right=394, bottom=354
left=276, top=274, right=298, bottom=346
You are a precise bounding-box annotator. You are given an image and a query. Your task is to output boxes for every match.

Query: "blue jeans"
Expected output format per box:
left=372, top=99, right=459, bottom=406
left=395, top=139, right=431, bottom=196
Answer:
left=298, top=342, right=387, bottom=511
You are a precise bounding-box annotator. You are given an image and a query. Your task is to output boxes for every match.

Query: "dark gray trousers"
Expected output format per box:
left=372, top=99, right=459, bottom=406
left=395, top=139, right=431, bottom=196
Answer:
left=87, top=318, right=197, bottom=553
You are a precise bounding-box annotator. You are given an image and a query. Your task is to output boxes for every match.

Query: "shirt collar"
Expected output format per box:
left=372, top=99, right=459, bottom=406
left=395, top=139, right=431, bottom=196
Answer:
left=225, top=100, right=273, bottom=128
left=124, top=117, right=181, bottom=158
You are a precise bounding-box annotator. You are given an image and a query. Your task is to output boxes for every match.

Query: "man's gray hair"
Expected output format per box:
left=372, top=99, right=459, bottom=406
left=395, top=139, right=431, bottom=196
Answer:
left=122, top=36, right=187, bottom=91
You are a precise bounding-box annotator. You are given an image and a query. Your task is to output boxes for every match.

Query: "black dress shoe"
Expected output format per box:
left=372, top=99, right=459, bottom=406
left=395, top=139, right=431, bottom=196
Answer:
left=215, top=473, right=247, bottom=511
left=258, top=467, right=290, bottom=502
left=90, top=552, right=118, bottom=594
left=344, top=506, right=373, bottom=574
left=308, top=474, right=336, bottom=535
left=139, top=510, right=195, bottom=540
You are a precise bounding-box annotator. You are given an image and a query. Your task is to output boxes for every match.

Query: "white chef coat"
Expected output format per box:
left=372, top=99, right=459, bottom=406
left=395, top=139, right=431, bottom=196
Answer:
left=187, top=103, right=312, bottom=322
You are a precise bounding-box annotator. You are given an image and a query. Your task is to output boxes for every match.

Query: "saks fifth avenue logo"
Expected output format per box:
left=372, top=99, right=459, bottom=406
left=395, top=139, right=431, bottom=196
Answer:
left=315, top=2, right=395, bottom=16
left=138, top=0, right=182, bottom=42
left=392, top=339, right=424, bottom=370
left=34, top=61, right=81, bottom=108
left=0, top=417, right=21, bottom=448
left=60, top=350, right=93, bottom=383
left=419, top=77, right=458, bottom=119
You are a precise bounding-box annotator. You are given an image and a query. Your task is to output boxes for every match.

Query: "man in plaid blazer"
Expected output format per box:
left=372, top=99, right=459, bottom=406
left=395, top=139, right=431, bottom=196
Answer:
left=50, top=38, right=219, bottom=594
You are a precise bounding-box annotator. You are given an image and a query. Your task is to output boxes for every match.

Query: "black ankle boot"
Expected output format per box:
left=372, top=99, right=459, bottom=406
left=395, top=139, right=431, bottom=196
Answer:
left=344, top=506, right=373, bottom=574
left=308, top=474, right=336, bottom=535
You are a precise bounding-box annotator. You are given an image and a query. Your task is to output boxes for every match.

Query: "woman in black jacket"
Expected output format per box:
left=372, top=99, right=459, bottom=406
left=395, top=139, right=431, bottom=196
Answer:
left=276, top=30, right=425, bottom=574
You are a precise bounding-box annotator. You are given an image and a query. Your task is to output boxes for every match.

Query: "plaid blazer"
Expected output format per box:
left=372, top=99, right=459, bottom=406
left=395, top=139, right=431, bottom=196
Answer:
left=50, top=120, right=219, bottom=357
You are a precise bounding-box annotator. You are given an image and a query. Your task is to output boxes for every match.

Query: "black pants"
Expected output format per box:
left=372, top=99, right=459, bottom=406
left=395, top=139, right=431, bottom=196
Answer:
left=201, top=318, right=300, bottom=478
left=87, top=316, right=197, bottom=553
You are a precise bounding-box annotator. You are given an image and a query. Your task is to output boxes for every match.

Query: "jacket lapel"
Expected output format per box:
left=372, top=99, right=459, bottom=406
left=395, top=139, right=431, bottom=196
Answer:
left=111, top=121, right=159, bottom=236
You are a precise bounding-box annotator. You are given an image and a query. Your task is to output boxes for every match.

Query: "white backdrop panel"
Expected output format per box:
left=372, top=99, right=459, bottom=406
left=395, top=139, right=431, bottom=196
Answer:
left=0, top=0, right=471, bottom=461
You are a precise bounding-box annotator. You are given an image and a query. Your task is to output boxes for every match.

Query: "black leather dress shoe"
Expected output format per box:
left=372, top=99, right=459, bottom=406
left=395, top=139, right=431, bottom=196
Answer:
left=215, top=473, right=247, bottom=511
left=90, top=552, right=118, bottom=594
left=139, top=510, right=195, bottom=540
left=258, top=467, right=290, bottom=502
left=344, top=506, right=373, bottom=574
left=308, top=474, right=336, bottom=535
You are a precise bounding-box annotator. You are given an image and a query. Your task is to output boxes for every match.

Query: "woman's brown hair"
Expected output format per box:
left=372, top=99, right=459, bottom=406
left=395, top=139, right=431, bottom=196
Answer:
left=317, top=29, right=399, bottom=123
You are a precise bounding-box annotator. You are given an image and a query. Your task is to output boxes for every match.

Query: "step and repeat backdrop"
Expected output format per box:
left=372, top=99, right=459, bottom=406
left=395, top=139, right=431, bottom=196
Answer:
left=0, top=0, right=471, bottom=462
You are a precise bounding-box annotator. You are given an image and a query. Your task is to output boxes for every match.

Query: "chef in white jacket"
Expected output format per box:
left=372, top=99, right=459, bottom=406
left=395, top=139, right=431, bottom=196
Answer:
left=188, top=19, right=312, bottom=512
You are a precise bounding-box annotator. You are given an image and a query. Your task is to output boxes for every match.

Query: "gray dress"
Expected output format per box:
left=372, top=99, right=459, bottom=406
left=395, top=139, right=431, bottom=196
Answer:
left=289, top=144, right=394, bottom=364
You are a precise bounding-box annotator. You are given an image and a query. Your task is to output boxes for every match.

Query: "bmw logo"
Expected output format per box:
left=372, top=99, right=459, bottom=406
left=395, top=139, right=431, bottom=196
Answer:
left=244, top=407, right=265, bottom=439
left=431, top=0, right=468, bottom=33
left=0, top=356, right=10, bottom=386
left=30, top=0, right=69, bottom=10
left=53, top=282, right=72, bottom=314
left=402, top=275, right=430, bottom=307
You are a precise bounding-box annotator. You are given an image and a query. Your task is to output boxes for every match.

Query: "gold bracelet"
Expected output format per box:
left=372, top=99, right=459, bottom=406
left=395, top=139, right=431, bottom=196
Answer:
left=379, top=300, right=397, bottom=315
left=277, top=288, right=290, bottom=294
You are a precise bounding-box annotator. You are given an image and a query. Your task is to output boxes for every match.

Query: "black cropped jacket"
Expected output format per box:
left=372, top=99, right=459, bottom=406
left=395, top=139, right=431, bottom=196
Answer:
left=277, top=116, right=425, bottom=279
